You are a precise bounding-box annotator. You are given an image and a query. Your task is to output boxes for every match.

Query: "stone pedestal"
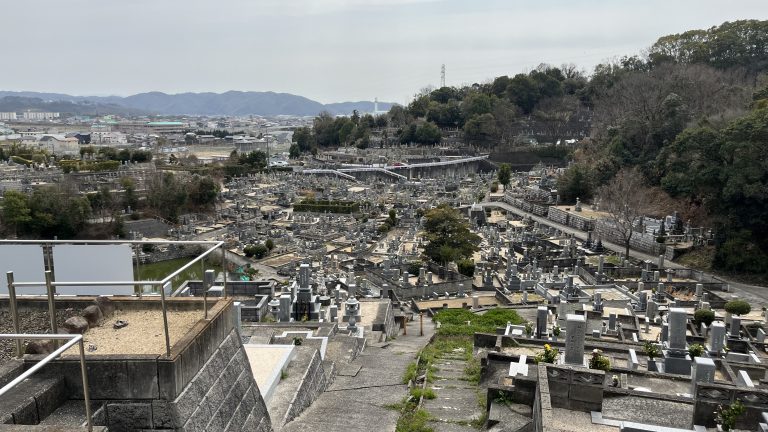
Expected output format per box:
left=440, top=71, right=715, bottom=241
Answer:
left=664, top=351, right=691, bottom=375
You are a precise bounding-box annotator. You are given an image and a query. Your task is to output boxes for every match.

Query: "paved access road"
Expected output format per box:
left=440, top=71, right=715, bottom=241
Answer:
left=479, top=201, right=768, bottom=304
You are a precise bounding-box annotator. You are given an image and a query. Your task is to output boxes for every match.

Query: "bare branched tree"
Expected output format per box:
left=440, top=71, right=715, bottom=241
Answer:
left=597, top=167, right=653, bottom=258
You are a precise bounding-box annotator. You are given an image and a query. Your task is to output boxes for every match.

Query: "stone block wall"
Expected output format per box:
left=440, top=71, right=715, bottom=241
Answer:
left=170, top=328, right=272, bottom=432
left=503, top=197, right=549, bottom=216
left=281, top=349, right=328, bottom=425
left=547, top=207, right=594, bottom=231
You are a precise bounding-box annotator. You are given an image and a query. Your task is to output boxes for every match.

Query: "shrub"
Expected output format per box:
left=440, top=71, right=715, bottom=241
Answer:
left=552, top=324, right=561, bottom=337
left=693, top=309, right=716, bottom=326
left=407, top=261, right=422, bottom=277
left=490, top=182, right=499, bottom=193
left=265, top=239, right=274, bottom=250
left=724, top=300, right=751, bottom=316
left=716, top=399, right=745, bottom=431
left=588, top=349, right=611, bottom=371
left=688, top=343, right=705, bottom=358
left=643, top=340, right=662, bottom=360
left=524, top=322, right=534, bottom=337
left=534, top=344, right=559, bottom=364
left=457, top=259, right=475, bottom=277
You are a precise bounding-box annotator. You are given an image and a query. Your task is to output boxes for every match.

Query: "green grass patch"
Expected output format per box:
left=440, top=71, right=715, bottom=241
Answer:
left=418, top=336, right=473, bottom=364
left=433, top=308, right=525, bottom=336
left=463, top=356, right=481, bottom=384
left=410, top=387, right=437, bottom=400
left=396, top=408, right=434, bottom=432
left=402, top=362, right=419, bottom=384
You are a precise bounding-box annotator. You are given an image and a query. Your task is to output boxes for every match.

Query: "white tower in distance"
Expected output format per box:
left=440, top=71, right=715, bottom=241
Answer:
left=374, top=97, right=379, bottom=114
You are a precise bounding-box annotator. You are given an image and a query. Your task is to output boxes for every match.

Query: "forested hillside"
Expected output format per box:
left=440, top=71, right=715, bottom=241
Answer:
left=380, top=19, right=768, bottom=276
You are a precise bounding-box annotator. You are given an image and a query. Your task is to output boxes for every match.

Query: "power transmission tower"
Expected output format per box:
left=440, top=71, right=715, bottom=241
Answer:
left=440, top=64, right=446, bottom=88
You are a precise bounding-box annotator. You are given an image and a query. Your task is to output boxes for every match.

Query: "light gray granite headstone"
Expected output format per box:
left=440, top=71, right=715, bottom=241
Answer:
left=710, top=321, right=726, bottom=353
left=668, top=307, right=688, bottom=350
left=565, top=314, right=586, bottom=365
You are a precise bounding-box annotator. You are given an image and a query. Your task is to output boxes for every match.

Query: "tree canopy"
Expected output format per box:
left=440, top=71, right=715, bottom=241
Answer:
left=422, top=205, right=481, bottom=264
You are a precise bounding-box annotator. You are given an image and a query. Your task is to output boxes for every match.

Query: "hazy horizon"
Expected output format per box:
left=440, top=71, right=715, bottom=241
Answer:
left=3, top=0, right=767, bottom=105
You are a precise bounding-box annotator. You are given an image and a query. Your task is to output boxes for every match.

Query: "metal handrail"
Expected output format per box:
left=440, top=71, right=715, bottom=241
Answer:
left=3, top=239, right=228, bottom=357
left=0, top=333, right=92, bottom=431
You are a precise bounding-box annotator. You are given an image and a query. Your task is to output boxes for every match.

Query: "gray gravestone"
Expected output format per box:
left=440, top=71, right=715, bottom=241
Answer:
left=646, top=300, right=658, bottom=321
left=637, top=291, right=648, bottom=311
left=536, top=306, right=548, bottom=339
left=279, top=294, right=292, bottom=322
left=299, top=263, right=311, bottom=289
left=667, top=308, right=687, bottom=350
left=730, top=316, right=741, bottom=339
left=565, top=314, right=586, bottom=365
left=710, top=321, right=726, bottom=353
left=665, top=307, right=692, bottom=375
left=691, top=357, right=716, bottom=394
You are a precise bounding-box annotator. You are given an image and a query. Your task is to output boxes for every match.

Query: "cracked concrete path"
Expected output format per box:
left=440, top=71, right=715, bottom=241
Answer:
left=281, top=318, right=435, bottom=432
left=424, top=351, right=483, bottom=432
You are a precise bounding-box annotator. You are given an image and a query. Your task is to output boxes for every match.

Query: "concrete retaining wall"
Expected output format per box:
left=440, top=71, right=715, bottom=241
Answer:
left=282, top=349, right=328, bottom=425
left=170, top=328, right=272, bottom=432
left=27, top=299, right=273, bottom=431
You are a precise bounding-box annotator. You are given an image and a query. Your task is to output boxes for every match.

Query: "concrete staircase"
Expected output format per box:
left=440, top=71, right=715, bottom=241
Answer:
left=423, top=351, right=483, bottom=432
left=0, top=375, right=67, bottom=425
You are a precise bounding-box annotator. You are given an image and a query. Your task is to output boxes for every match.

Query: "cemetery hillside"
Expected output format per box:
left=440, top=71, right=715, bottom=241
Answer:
left=4, top=12, right=768, bottom=432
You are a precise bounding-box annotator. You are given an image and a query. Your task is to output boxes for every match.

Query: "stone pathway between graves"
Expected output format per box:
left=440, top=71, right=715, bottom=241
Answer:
left=423, top=349, right=484, bottom=432
left=281, top=318, right=435, bottom=432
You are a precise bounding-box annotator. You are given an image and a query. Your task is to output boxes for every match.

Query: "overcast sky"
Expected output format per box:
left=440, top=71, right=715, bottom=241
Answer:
left=3, top=0, right=766, bottom=104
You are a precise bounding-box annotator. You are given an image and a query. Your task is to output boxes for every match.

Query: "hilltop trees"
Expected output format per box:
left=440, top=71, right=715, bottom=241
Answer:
left=388, top=63, right=589, bottom=149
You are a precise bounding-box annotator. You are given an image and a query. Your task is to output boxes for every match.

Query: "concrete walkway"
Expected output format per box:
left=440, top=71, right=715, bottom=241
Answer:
left=425, top=350, right=482, bottom=432
left=479, top=201, right=768, bottom=304
left=281, top=319, right=435, bottom=432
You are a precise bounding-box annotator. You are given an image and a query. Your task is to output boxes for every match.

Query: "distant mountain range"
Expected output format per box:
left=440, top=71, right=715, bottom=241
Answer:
left=0, top=91, right=395, bottom=117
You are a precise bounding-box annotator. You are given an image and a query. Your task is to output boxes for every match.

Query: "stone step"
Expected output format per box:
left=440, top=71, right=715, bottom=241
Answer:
left=438, top=354, right=470, bottom=360
left=422, top=387, right=482, bottom=422
left=0, top=375, right=66, bottom=425
left=429, top=379, right=475, bottom=390
left=428, top=421, right=480, bottom=432
left=38, top=400, right=103, bottom=427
